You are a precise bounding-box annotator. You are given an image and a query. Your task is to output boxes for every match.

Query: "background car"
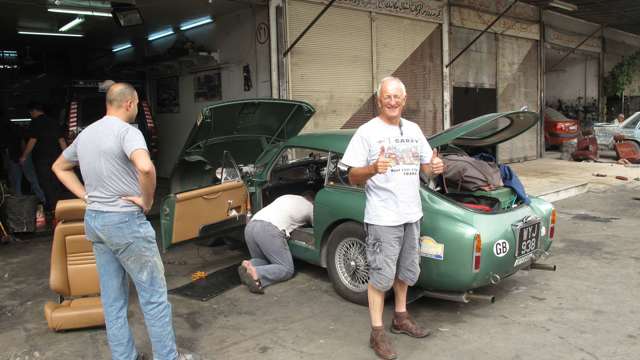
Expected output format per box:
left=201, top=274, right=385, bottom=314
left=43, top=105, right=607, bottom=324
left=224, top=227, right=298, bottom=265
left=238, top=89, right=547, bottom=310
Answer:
left=593, top=111, right=640, bottom=150
left=544, top=107, right=578, bottom=148
left=160, top=99, right=556, bottom=305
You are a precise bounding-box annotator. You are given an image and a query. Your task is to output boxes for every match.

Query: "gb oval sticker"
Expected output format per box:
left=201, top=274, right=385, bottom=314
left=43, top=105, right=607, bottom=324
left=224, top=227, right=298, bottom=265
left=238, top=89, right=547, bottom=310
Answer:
left=493, top=240, right=509, bottom=257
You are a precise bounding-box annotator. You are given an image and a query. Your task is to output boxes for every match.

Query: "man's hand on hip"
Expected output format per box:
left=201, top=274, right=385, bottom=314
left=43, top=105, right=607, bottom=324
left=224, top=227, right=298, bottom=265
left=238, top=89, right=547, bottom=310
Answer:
left=122, top=196, right=152, bottom=214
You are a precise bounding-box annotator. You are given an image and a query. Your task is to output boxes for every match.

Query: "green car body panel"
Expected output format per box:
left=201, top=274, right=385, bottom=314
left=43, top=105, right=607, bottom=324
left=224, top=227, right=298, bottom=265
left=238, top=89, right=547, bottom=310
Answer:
left=161, top=99, right=554, bottom=295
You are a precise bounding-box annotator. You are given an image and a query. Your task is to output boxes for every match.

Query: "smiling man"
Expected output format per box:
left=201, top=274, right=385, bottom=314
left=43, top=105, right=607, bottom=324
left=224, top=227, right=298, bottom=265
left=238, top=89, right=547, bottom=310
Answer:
left=341, top=76, right=444, bottom=360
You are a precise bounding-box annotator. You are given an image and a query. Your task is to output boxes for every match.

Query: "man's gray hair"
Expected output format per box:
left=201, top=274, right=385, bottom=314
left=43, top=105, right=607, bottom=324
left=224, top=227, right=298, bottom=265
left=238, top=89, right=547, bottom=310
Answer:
left=376, top=76, right=406, bottom=98
left=106, top=82, right=137, bottom=108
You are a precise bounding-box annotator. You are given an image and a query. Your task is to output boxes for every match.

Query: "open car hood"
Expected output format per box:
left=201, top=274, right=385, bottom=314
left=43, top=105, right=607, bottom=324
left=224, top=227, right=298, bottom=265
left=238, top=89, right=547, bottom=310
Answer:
left=428, top=111, right=539, bottom=148
left=183, top=98, right=315, bottom=150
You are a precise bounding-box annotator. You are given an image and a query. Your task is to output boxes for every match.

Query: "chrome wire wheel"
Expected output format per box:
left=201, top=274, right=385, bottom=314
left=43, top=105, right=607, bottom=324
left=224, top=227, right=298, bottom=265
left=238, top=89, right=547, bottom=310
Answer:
left=334, top=236, right=369, bottom=292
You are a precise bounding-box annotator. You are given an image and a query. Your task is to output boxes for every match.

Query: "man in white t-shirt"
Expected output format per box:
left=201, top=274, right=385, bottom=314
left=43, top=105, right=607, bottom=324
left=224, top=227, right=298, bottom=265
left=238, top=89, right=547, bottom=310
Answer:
left=238, top=192, right=314, bottom=294
left=341, top=77, right=444, bottom=360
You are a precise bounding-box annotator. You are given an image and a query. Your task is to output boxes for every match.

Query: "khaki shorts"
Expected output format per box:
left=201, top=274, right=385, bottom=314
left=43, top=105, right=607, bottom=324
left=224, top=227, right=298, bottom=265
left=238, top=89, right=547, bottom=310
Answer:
left=365, top=221, right=421, bottom=292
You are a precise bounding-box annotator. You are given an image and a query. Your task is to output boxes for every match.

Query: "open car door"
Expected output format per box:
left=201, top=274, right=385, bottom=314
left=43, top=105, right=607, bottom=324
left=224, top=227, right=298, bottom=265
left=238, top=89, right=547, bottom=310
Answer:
left=160, top=152, right=249, bottom=250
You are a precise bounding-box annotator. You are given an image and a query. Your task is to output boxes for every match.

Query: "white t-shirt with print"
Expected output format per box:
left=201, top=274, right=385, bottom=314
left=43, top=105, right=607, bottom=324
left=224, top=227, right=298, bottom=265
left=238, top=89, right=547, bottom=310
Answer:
left=341, top=117, right=433, bottom=226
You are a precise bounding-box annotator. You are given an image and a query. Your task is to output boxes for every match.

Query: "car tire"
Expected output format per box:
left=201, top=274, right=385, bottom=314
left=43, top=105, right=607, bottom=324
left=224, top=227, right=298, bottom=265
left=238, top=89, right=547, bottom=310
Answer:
left=326, top=221, right=370, bottom=306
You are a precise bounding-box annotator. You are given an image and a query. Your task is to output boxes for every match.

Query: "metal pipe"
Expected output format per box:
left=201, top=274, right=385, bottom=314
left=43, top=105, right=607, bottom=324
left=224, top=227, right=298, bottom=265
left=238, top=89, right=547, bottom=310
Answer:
left=269, top=0, right=282, bottom=98
left=445, top=0, right=518, bottom=69
left=547, top=25, right=604, bottom=73
left=421, top=290, right=470, bottom=303
left=465, top=293, right=496, bottom=303
left=530, top=263, right=557, bottom=271
left=282, top=0, right=337, bottom=58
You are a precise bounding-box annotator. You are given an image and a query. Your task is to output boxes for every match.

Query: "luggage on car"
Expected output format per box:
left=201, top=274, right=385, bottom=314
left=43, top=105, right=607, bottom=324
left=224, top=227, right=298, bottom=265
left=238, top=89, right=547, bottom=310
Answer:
left=441, top=154, right=503, bottom=192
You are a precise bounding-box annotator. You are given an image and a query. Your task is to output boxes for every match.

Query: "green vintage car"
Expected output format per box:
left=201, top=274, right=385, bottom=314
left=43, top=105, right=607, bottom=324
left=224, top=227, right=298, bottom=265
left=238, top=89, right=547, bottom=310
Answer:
left=161, top=99, right=556, bottom=305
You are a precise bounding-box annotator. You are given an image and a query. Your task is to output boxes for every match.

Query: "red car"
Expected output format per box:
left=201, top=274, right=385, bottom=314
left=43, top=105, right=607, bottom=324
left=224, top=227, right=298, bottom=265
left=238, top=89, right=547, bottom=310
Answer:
left=544, top=107, right=579, bottom=148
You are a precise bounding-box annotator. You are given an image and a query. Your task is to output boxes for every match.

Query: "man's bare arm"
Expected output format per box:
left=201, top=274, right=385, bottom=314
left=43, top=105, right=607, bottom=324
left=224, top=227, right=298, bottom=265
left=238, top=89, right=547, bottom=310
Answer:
left=52, top=155, right=86, bottom=199
left=123, top=149, right=156, bottom=213
left=20, top=138, right=37, bottom=163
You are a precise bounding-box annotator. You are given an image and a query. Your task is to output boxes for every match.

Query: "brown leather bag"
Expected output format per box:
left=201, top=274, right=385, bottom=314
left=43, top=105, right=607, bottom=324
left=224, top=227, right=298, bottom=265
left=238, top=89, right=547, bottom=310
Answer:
left=442, top=154, right=503, bottom=192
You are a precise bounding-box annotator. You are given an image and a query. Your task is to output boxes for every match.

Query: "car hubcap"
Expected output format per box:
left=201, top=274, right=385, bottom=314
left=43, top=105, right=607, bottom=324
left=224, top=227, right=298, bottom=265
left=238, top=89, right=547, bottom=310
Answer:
left=335, top=237, right=369, bottom=292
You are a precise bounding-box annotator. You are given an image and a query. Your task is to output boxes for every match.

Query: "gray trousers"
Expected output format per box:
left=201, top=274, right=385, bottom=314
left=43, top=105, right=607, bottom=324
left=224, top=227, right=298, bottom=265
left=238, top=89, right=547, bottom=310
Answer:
left=244, top=220, right=294, bottom=287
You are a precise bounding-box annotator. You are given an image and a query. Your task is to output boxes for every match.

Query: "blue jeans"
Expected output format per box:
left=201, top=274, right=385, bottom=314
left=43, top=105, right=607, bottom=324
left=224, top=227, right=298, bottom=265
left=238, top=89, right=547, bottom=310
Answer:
left=2, top=150, right=46, bottom=204
left=84, top=209, right=178, bottom=360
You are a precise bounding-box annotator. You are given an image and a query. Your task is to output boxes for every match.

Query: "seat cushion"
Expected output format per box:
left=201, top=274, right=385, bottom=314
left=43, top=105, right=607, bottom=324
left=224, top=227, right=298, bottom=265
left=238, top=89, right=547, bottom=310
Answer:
left=55, top=199, right=86, bottom=222
left=614, top=141, right=640, bottom=161
left=44, top=297, right=104, bottom=331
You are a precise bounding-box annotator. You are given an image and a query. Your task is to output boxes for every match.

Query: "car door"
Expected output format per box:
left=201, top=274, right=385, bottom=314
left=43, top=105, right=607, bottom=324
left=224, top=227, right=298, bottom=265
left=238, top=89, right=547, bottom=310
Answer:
left=160, top=152, right=249, bottom=250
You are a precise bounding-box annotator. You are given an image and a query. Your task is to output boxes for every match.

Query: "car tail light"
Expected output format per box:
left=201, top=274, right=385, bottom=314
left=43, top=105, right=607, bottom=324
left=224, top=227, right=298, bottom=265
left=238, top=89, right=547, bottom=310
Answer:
left=473, top=233, right=482, bottom=272
left=549, top=208, right=557, bottom=239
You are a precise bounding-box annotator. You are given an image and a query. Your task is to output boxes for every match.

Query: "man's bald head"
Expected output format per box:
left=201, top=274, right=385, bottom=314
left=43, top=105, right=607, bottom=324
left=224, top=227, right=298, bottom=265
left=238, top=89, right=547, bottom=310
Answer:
left=105, top=82, right=139, bottom=123
left=106, top=83, right=137, bottom=108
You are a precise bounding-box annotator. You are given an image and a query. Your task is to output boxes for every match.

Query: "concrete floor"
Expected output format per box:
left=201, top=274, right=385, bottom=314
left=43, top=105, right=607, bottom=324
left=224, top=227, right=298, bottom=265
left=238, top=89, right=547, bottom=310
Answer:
left=2, top=183, right=640, bottom=360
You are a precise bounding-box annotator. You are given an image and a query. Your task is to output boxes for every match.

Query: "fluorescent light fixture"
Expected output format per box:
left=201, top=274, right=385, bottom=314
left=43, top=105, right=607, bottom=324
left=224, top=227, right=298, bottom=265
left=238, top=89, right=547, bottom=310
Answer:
left=148, top=28, right=174, bottom=41
left=548, top=0, right=578, bottom=12
left=18, top=31, right=83, bottom=37
left=179, top=16, right=214, bottom=31
left=10, top=118, right=31, bottom=123
left=48, top=8, right=112, bottom=17
left=112, top=43, right=133, bottom=52
left=59, top=16, right=85, bottom=32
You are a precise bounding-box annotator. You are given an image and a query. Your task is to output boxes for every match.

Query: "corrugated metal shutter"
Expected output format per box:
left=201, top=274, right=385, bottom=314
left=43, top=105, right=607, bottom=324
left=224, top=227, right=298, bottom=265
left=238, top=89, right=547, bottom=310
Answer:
left=497, top=35, right=539, bottom=163
left=451, top=26, right=496, bottom=89
left=374, top=15, right=442, bottom=136
left=287, top=0, right=372, bottom=132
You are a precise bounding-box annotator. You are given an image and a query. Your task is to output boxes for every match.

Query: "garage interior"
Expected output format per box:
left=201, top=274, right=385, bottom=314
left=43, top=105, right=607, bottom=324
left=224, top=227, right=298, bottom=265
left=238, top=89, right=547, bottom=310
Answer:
left=2, top=0, right=640, bottom=358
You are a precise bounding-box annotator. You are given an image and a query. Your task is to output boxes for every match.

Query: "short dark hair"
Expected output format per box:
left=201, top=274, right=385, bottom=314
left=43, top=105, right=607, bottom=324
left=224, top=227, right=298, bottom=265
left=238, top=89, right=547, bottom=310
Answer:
left=301, top=190, right=316, bottom=202
left=26, top=101, right=45, bottom=112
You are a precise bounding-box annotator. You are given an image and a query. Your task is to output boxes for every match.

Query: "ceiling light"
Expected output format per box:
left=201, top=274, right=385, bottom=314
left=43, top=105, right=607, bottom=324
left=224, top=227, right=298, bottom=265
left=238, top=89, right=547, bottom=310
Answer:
left=112, top=2, right=144, bottom=27
left=48, top=8, right=113, bottom=17
left=112, top=43, right=133, bottom=52
left=179, top=16, right=214, bottom=31
left=148, top=28, right=174, bottom=41
left=10, top=118, right=31, bottom=123
left=59, top=16, right=85, bottom=32
left=548, top=0, right=578, bottom=12
left=18, top=31, right=84, bottom=37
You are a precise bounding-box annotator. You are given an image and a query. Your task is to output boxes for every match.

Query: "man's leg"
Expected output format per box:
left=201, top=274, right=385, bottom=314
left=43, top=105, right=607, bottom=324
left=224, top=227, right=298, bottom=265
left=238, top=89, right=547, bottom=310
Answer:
left=33, top=158, right=58, bottom=211
left=120, top=214, right=178, bottom=360
left=252, top=222, right=294, bottom=287
left=7, top=159, right=23, bottom=195
left=366, top=224, right=402, bottom=360
left=21, top=155, right=46, bottom=204
left=244, top=221, right=269, bottom=267
left=390, top=221, right=430, bottom=338
left=90, top=239, right=137, bottom=360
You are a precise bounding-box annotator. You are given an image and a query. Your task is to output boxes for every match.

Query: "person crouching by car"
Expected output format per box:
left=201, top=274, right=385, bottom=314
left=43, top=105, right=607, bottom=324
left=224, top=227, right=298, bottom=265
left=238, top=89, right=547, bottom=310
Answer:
left=238, top=191, right=315, bottom=294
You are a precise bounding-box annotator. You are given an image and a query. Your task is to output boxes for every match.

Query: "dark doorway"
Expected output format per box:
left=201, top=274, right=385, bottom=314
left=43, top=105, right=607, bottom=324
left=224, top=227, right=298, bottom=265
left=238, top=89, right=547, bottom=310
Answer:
left=452, top=87, right=497, bottom=125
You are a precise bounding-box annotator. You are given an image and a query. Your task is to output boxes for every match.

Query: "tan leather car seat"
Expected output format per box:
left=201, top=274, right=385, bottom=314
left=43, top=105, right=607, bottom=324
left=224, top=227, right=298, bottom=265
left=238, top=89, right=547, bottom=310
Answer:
left=44, top=199, right=105, bottom=331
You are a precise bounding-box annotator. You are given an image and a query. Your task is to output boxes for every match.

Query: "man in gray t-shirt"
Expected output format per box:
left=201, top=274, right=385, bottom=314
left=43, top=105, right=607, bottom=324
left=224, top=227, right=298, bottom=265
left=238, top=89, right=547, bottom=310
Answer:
left=341, top=77, right=444, bottom=360
left=52, top=83, right=187, bottom=360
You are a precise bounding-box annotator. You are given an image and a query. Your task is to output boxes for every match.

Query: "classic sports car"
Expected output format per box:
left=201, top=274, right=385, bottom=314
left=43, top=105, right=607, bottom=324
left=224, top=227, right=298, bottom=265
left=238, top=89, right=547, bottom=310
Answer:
left=161, top=99, right=556, bottom=305
left=593, top=111, right=640, bottom=149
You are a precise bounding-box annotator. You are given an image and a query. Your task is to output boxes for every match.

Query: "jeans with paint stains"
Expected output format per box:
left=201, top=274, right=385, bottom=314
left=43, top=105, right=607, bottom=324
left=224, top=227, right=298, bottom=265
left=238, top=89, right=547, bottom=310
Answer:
left=84, top=209, right=178, bottom=360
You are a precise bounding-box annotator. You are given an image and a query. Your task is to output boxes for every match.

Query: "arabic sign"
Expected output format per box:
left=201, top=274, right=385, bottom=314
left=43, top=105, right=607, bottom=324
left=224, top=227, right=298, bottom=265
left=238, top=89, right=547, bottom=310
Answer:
left=450, top=0, right=539, bottom=21
left=545, top=27, right=602, bottom=53
left=308, top=0, right=445, bottom=22
left=451, top=6, right=539, bottom=40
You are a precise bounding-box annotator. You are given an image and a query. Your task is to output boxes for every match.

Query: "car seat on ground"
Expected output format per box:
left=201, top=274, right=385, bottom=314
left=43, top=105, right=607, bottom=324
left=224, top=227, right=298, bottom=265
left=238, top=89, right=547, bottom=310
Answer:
left=44, top=199, right=104, bottom=331
left=613, top=134, right=640, bottom=164
left=572, top=128, right=599, bottom=162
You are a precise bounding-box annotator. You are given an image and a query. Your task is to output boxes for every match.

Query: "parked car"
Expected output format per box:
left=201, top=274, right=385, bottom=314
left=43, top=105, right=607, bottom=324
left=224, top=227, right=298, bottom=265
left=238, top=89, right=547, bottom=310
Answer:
left=63, top=80, right=158, bottom=159
left=593, top=112, right=640, bottom=150
left=160, top=99, right=556, bottom=305
left=544, top=107, right=578, bottom=148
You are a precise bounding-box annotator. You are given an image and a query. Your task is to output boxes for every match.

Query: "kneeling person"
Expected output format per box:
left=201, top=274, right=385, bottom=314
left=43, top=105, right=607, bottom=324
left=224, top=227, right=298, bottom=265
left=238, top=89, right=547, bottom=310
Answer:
left=238, top=192, right=314, bottom=293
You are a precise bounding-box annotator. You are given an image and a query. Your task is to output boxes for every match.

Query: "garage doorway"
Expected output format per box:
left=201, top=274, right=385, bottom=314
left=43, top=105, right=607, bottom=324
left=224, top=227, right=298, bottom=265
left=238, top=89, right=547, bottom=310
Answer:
left=452, top=87, right=497, bottom=125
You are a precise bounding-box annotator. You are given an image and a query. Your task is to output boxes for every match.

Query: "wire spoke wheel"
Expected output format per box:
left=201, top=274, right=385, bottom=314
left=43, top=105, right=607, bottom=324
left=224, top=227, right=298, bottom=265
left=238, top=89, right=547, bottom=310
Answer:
left=334, top=236, right=369, bottom=292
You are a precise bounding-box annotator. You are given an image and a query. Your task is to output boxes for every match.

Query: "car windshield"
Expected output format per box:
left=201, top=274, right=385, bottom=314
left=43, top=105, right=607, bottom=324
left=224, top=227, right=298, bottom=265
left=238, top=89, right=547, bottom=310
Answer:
left=545, top=108, right=567, bottom=121
left=622, top=112, right=640, bottom=129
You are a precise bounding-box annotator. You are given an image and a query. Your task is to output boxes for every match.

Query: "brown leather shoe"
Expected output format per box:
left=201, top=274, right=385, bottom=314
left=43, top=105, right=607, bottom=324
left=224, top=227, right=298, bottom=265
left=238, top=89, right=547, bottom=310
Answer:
left=370, top=326, right=397, bottom=360
left=390, top=311, right=431, bottom=338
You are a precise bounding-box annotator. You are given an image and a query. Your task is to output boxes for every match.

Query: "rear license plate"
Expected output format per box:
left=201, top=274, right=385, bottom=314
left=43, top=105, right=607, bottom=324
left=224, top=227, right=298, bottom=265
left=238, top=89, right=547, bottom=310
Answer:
left=516, top=222, right=540, bottom=257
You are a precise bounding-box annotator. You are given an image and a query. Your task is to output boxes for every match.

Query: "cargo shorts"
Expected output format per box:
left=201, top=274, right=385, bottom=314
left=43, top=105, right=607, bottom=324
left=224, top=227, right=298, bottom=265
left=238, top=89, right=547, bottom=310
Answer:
left=365, top=221, right=421, bottom=292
